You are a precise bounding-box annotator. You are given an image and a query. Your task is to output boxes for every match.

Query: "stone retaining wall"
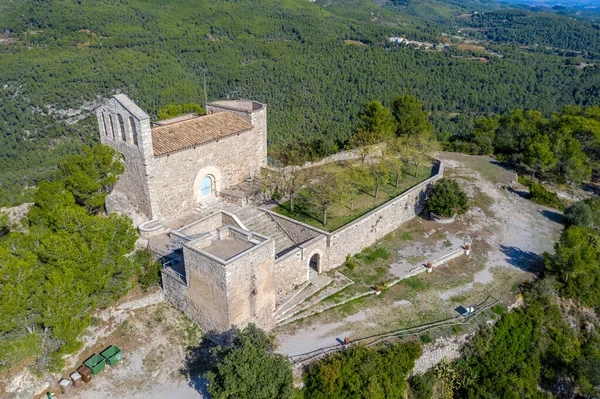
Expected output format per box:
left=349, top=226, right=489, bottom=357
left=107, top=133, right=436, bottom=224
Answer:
left=325, top=160, right=444, bottom=269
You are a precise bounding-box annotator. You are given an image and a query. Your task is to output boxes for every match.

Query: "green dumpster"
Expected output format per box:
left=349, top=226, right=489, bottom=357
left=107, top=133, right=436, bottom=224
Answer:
left=100, top=345, right=122, bottom=366
left=84, top=354, right=106, bottom=375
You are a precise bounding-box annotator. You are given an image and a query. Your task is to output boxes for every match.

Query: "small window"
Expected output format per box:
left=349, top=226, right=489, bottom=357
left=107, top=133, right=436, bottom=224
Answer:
left=118, top=114, right=126, bottom=141
left=129, top=117, right=138, bottom=145
left=102, top=113, right=109, bottom=136
left=200, top=176, right=213, bottom=198
left=108, top=114, right=115, bottom=139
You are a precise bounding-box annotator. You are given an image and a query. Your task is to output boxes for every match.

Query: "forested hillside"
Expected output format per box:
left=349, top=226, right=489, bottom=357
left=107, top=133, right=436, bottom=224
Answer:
left=462, top=9, right=600, bottom=55
left=1, top=0, right=600, bottom=205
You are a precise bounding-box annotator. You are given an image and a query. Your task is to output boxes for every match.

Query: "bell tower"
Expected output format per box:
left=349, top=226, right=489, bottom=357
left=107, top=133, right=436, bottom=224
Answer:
left=95, top=94, right=158, bottom=224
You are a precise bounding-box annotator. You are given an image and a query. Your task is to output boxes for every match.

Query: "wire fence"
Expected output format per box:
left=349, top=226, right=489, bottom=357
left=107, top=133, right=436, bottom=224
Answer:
left=288, top=295, right=501, bottom=367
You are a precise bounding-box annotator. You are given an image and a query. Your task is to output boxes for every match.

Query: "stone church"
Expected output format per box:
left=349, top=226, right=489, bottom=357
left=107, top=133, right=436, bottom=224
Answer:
left=96, top=94, right=267, bottom=225
left=96, top=94, right=442, bottom=334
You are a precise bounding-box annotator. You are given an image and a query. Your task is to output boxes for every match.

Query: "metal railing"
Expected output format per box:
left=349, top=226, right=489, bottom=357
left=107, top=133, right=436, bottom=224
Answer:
left=288, top=295, right=500, bottom=367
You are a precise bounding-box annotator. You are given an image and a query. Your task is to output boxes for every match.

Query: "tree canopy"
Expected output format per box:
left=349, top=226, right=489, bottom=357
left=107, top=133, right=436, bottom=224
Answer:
left=0, top=144, right=139, bottom=373
left=205, top=324, right=294, bottom=399
left=304, top=341, right=422, bottom=399
left=425, top=178, right=469, bottom=218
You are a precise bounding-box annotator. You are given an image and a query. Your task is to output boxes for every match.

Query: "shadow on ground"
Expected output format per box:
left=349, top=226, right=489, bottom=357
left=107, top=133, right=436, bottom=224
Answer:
left=499, top=244, right=544, bottom=273
left=538, top=209, right=565, bottom=225
left=180, top=330, right=234, bottom=396
left=507, top=187, right=529, bottom=199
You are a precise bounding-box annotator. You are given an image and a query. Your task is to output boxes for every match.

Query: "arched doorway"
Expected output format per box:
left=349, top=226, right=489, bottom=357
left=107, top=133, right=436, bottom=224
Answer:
left=200, top=176, right=213, bottom=198
left=309, top=253, right=321, bottom=274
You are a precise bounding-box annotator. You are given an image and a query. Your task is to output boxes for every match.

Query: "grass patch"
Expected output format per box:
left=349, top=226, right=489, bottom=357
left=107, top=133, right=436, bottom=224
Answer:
left=356, top=247, right=391, bottom=264
left=420, top=334, right=433, bottom=343
left=449, top=294, right=468, bottom=303
left=273, top=163, right=434, bottom=232
left=402, top=276, right=426, bottom=290
left=492, top=304, right=506, bottom=316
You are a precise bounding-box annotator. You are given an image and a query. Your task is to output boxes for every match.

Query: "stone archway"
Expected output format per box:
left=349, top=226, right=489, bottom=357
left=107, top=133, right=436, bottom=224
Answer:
left=193, top=166, right=222, bottom=203
left=309, top=253, right=322, bottom=274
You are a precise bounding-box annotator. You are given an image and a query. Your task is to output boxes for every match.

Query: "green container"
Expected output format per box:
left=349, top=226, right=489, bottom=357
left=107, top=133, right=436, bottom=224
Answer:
left=100, top=345, right=122, bottom=366
left=83, top=354, right=106, bottom=375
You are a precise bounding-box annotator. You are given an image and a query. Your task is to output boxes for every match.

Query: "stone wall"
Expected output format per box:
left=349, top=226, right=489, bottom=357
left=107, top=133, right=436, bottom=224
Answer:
left=325, top=160, right=443, bottom=269
left=225, top=239, right=276, bottom=330
left=177, top=213, right=224, bottom=236
left=149, top=126, right=265, bottom=220
left=182, top=246, right=230, bottom=332
left=161, top=269, right=187, bottom=313
left=97, top=96, right=155, bottom=225
left=269, top=212, right=324, bottom=244
left=274, top=249, right=307, bottom=297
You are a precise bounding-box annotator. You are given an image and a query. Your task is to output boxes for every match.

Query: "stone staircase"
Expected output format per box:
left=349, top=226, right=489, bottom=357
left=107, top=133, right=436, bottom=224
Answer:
left=242, top=211, right=296, bottom=256
left=275, top=271, right=355, bottom=325
left=273, top=273, right=333, bottom=323
left=193, top=196, right=221, bottom=214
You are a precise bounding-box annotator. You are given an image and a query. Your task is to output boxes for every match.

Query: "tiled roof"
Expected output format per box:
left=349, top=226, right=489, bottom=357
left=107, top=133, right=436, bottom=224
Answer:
left=151, top=112, right=253, bottom=156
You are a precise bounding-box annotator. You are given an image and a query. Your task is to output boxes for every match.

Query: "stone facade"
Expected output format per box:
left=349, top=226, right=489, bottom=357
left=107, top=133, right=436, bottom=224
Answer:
left=96, top=94, right=267, bottom=224
left=179, top=226, right=276, bottom=332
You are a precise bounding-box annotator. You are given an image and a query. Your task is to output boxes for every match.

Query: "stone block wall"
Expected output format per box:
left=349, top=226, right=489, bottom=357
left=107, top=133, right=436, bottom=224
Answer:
left=177, top=213, right=224, bottom=236
left=161, top=270, right=187, bottom=313
left=274, top=249, right=307, bottom=297
left=225, top=240, right=276, bottom=330
left=97, top=97, right=155, bottom=225
left=182, top=246, right=230, bottom=332
left=325, top=160, right=443, bottom=269
left=269, top=212, right=324, bottom=244
left=149, top=127, right=266, bottom=220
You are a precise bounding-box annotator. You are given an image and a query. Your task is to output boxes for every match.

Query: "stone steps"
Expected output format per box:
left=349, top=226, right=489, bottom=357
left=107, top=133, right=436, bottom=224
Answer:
left=243, top=213, right=296, bottom=256
left=274, top=273, right=333, bottom=321
left=276, top=272, right=354, bottom=325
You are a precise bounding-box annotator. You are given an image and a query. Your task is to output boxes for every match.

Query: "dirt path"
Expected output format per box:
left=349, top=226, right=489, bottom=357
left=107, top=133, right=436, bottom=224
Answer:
left=276, top=153, right=563, bottom=359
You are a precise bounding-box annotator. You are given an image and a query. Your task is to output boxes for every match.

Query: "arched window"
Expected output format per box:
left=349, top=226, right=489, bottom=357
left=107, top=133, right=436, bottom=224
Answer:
left=102, top=113, right=109, bottom=137
left=118, top=114, right=126, bottom=141
left=129, top=117, right=138, bottom=145
left=200, top=176, right=213, bottom=198
left=108, top=115, right=115, bottom=139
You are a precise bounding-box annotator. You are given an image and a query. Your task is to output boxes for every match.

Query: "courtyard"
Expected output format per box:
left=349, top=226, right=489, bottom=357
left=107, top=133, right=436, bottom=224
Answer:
left=272, top=159, right=435, bottom=231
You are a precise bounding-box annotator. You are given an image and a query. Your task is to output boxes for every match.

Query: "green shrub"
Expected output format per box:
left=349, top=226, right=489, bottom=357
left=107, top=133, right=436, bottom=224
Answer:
left=345, top=254, right=356, bottom=270
left=528, top=182, right=565, bottom=210
left=408, top=371, right=435, bottom=399
left=564, top=201, right=594, bottom=227
left=420, top=334, right=433, bottom=344
left=426, top=178, right=469, bottom=218
left=452, top=324, right=466, bottom=335
left=492, top=305, right=506, bottom=316
left=135, top=250, right=162, bottom=291
left=518, top=175, right=532, bottom=186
